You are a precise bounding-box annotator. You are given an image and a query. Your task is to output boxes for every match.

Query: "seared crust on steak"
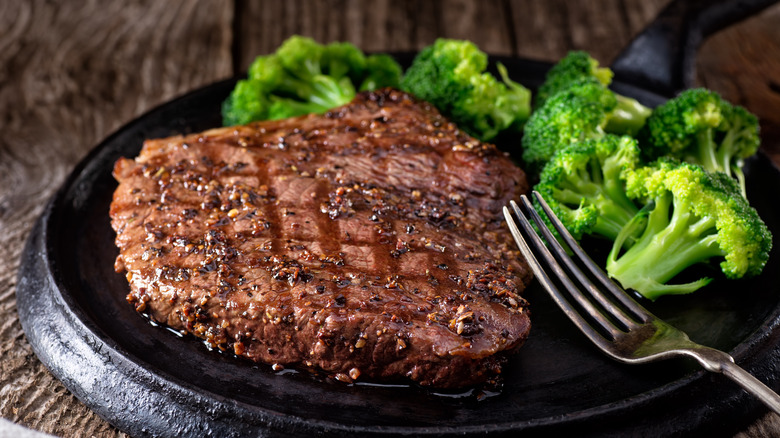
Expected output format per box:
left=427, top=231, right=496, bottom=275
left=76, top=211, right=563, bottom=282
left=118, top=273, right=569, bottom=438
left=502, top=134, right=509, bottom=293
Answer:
left=110, top=88, right=532, bottom=388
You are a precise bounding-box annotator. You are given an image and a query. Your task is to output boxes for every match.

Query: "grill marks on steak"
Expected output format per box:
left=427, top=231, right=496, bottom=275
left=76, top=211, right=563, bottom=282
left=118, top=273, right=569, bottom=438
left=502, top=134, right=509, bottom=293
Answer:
left=110, top=88, right=532, bottom=388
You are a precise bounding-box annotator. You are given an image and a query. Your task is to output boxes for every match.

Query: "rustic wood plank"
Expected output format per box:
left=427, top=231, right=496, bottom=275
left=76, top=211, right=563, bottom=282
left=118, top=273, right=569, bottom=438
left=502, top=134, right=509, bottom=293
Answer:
left=233, top=0, right=680, bottom=72
left=236, top=0, right=513, bottom=70
left=0, top=1, right=233, bottom=437
left=505, top=0, right=671, bottom=64
left=696, top=3, right=780, bottom=163
left=235, top=0, right=671, bottom=74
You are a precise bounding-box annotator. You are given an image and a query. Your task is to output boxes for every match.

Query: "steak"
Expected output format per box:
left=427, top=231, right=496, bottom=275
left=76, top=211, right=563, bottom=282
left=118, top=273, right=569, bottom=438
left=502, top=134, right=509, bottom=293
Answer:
left=110, top=88, right=532, bottom=388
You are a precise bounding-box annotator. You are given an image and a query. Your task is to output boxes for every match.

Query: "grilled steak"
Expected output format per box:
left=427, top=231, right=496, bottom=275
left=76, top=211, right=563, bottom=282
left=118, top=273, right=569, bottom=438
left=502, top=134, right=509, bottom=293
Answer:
left=110, top=88, right=532, bottom=388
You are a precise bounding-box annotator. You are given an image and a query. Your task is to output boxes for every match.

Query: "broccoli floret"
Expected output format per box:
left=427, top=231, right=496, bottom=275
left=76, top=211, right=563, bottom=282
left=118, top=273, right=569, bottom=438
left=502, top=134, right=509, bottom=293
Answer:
left=221, top=36, right=402, bottom=126
left=606, top=159, right=772, bottom=300
left=359, top=54, right=403, bottom=91
left=521, top=80, right=616, bottom=171
left=535, top=51, right=651, bottom=136
left=639, top=88, right=760, bottom=196
left=400, top=38, right=531, bottom=141
left=535, top=135, right=641, bottom=241
left=535, top=51, right=613, bottom=107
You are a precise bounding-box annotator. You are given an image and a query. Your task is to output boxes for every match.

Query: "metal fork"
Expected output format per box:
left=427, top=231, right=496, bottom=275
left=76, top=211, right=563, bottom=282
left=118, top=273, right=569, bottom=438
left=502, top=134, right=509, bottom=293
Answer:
left=503, top=191, right=780, bottom=415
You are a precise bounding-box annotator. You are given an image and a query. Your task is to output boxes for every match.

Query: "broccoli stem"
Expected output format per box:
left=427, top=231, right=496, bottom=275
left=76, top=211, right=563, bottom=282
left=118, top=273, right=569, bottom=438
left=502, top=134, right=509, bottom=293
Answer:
left=696, top=127, right=750, bottom=197
left=278, top=75, right=355, bottom=114
left=695, top=129, right=722, bottom=175
left=733, top=164, right=747, bottom=198
left=716, top=128, right=751, bottom=197
left=591, top=200, right=639, bottom=241
left=497, top=63, right=532, bottom=122
left=716, top=128, right=738, bottom=178
left=554, top=176, right=638, bottom=241
left=597, top=151, right=641, bottom=240
left=606, top=193, right=726, bottom=300
left=308, top=76, right=356, bottom=109
left=604, top=95, right=652, bottom=136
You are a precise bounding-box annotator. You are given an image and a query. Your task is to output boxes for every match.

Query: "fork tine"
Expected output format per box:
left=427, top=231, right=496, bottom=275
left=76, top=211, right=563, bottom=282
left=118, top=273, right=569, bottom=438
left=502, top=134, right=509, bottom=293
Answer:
left=505, top=200, right=623, bottom=345
left=515, top=196, right=639, bottom=332
left=530, top=191, right=652, bottom=324
left=510, top=197, right=636, bottom=335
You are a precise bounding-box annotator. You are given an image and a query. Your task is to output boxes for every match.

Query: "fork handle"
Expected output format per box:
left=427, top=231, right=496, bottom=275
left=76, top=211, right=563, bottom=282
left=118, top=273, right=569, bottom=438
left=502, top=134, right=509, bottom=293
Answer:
left=697, top=348, right=780, bottom=414
left=691, top=348, right=780, bottom=415
left=720, top=360, right=780, bottom=415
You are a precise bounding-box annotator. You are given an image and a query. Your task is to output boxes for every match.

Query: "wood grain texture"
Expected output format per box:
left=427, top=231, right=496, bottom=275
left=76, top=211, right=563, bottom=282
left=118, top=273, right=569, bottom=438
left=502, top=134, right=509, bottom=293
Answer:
left=507, top=0, right=672, bottom=63
left=1, top=0, right=779, bottom=437
left=236, top=0, right=671, bottom=69
left=236, top=0, right=516, bottom=68
left=0, top=1, right=232, bottom=437
left=696, top=3, right=780, bottom=163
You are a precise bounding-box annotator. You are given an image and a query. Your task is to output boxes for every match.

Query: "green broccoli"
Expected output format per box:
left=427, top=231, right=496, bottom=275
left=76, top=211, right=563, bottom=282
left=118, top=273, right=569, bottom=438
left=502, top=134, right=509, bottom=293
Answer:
left=359, top=53, right=405, bottom=92
left=535, top=51, right=612, bottom=106
left=535, top=51, right=651, bottom=136
left=221, top=35, right=402, bottom=126
left=399, top=38, right=531, bottom=141
left=521, top=80, right=617, bottom=171
left=606, top=158, right=772, bottom=300
left=534, top=134, right=641, bottom=242
left=639, top=88, right=760, bottom=196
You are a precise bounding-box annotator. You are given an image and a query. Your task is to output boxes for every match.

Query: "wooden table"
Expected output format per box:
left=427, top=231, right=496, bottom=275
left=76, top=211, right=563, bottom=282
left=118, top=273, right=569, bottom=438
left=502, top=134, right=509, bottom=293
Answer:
left=2, top=1, right=779, bottom=436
